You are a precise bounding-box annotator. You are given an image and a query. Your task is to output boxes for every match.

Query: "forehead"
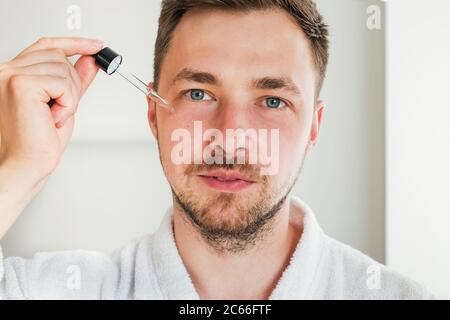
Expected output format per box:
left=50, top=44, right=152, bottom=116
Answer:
left=161, top=8, right=316, bottom=91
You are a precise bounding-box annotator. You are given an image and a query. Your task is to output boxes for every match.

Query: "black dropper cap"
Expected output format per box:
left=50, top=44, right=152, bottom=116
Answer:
left=93, top=47, right=123, bottom=75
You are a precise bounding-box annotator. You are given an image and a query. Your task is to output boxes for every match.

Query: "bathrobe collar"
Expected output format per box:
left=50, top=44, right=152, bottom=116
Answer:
left=150, top=195, right=325, bottom=299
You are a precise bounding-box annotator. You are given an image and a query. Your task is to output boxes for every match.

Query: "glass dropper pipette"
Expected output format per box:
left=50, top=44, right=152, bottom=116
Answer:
left=93, top=47, right=174, bottom=112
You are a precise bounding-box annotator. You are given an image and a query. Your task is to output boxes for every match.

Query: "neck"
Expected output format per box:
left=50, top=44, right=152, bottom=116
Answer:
left=172, top=197, right=303, bottom=300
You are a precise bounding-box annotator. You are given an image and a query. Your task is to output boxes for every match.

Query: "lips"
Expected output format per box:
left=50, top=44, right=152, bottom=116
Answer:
left=199, top=170, right=256, bottom=182
left=197, top=170, right=257, bottom=192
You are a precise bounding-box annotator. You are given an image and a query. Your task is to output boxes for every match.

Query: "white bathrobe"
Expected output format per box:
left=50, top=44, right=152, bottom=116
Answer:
left=0, top=196, right=436, bottom=299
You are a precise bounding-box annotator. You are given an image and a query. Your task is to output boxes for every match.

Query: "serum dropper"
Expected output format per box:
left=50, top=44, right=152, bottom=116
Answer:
left=93, top=47, right=173, bottom=112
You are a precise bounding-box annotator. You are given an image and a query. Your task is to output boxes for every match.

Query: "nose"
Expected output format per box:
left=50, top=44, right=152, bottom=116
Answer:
left=206, top=99, right=257, bottom=163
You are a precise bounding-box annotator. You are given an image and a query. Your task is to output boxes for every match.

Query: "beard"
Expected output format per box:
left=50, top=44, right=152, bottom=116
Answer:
left=169, top=161, right=301, bottom=255
left=154, top=123, right=307, bottom=255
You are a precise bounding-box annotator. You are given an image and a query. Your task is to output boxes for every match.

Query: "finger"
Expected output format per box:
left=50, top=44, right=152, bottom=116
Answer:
left=19, top=36, right=103, bottom=57
left=14, top=62, right=78, bottom=85
left=6, top=74, right=76, bottom=132
left=52, top=56, right=99, bottom=127
left=13, top=63, right=80, bottom=112
left=74, top=55, right=99, bottom=96
left=8, top=50, right=82, bottom=99
left=52, top=103, right=75, bottom=128
left=35, top=75, right=76, bottom=110
left=16, top=57, right=98, bottom=126
left=9, top=48, right=72, bottom=68
left=8, top=74, right=75, bottom=111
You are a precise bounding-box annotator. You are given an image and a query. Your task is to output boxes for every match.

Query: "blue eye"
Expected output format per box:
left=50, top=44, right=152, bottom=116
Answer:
left=187, top=89, right=213, bottom=101
left=190, top=90, right=204, bottom=100
left=265, top=97, right=286, bottom=109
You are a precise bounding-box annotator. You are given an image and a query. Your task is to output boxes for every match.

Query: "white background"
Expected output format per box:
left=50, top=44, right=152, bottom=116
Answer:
left=386, top=0, right=450, bottom=299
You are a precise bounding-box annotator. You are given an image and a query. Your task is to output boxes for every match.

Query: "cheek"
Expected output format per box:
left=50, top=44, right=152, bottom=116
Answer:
left=155, top=116, right=194, bottom=179
left=277, top=118, right=311, bottom=167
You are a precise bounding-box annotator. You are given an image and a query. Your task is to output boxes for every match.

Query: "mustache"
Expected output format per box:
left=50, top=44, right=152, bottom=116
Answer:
left=184, top=160, right=265, bottom=182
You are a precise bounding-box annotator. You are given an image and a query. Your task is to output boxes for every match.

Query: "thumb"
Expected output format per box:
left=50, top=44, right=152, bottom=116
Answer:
left=74, top=55, right=99, bottom=96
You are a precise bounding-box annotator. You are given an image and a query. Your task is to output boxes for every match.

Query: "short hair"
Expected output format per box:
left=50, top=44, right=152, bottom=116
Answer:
left=154, top=0, right=329, bottom=96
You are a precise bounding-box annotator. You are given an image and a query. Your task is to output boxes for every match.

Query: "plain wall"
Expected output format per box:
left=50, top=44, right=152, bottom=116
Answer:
left=386, top=0, right=450, bottom=299
left=0, top=0, right=386, bottom=267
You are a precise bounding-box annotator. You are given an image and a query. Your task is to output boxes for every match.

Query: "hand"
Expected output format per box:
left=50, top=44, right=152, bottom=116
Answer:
left=0, top=36, right=103, bottom=181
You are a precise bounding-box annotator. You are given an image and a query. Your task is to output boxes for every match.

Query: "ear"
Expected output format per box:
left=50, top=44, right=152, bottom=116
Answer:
left=306, top=100, right=325, bottom=155
left=147, top=82, right=158, bottom=139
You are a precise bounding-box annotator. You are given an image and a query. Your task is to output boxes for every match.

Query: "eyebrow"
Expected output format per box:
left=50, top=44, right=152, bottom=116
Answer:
left=172, top=67, right=302, bottom=96
left=252, top=77, right=302, bottom=96
left=172, top=68, right=220, bottom=86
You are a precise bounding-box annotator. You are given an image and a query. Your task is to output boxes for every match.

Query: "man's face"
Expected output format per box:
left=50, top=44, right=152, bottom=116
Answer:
left=148, top=8, right=323, bottom=251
